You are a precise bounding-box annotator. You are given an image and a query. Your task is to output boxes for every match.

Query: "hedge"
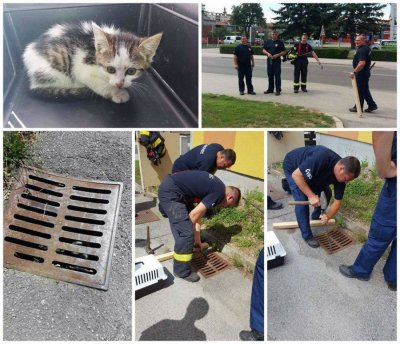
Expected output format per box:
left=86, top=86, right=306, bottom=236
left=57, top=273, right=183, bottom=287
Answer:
left=313, top=48, right=350, bottom=59
left=371, top=50, right=397, bottom=62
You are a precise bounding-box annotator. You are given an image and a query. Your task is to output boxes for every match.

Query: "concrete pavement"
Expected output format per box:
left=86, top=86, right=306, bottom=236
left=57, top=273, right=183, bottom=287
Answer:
left=202, top=49, right=397, bottom=128
left=267, top=171, right=396, bottom=341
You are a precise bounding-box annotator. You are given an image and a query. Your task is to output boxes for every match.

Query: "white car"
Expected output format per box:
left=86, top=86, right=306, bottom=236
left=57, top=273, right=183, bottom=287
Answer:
left=223, top=35, right=242, bottom=44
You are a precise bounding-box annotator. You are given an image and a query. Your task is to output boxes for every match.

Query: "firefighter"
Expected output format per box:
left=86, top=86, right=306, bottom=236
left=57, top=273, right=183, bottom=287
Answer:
left=262, top=31, right=287, bottom=96
left=349, top=35, right=378, bottom=113
left=292, top=34, right=321, bottom=93
left=172, top=143, right=236, bottom=175
left=138, top=131, right=166, bottom=165
left=233, top=36, right=256, bottom=95
left=158, top=171, right=241, bottom=282
left=340, top=132, right=396, bottom=291
left=283, top=146, right=360, bottom=248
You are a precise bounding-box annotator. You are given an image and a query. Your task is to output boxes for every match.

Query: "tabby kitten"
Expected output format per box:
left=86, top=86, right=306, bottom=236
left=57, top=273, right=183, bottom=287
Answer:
left=23, top=22, right=163, bottom=103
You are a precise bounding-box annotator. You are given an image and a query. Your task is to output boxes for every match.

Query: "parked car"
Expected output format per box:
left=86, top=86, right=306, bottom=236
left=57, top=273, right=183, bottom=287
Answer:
left=223, top=35, right=242, bottom=44
left=307, top=39, right=321, bottom=48
left=371, top=39, right=397, bottom=50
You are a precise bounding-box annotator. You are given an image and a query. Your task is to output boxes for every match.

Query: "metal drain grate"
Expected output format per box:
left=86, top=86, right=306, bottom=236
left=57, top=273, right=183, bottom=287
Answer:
left=314, top=228, right=354, bottom=254
left=4, top=167, right=123, bottom=290
left=191, top=251, right=230, bottom=278
left=135, top=209, right=159, bottom=225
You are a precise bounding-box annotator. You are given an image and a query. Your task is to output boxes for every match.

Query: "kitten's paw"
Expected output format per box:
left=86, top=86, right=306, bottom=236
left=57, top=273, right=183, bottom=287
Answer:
left=111, top=89, right=130, bottom=103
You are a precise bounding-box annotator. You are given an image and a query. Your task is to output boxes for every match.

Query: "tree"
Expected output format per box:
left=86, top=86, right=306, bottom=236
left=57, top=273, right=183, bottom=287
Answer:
left=272, top=4, right=340, bottom=40
left=230, top=3, right=266, bottom=38
left=336, top=3, right=386, bottom=48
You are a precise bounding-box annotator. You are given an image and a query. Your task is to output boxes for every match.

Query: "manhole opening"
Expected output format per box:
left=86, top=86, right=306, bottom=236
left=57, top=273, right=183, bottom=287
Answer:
left=191, top=251, right=231, bottom=278
left=314, top=228, right=354, bottom=254
left=4, top=167, right=122, bottom=290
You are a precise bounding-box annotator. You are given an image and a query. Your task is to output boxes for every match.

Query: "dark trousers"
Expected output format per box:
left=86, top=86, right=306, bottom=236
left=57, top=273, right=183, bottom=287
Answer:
left=267, top=59, right=281, bottom=92
left=238, top=63, right=253, bottom=93
left=250, top=248, right=264, bottom=333
left=355, top=71, right=376, bottom=110
left=158, top=176, right=193, bottom=278
left=352, top=178, right=397, bottom=282
left=294, top=59, right=308, bottom=90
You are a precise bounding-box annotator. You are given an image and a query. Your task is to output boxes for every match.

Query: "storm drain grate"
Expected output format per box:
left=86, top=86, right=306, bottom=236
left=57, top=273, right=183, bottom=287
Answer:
left=191, top=251, right=230, bottom=278
left=135, top=209, right=159, bottom=225
left=4, top=167, right=123, bottom=290
left=314, top=228, right=355, bottom=254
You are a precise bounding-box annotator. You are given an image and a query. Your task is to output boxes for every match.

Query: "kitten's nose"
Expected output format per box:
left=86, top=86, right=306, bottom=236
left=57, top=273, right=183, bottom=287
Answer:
left=116, top=81, right=124, bottom=89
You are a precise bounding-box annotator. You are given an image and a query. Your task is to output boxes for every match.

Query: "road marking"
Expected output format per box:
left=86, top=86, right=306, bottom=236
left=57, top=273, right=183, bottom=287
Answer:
left=11, top=111, right=26, bottom=128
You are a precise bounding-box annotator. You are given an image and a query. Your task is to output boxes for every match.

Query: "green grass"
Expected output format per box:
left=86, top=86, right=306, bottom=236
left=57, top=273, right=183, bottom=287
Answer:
left=135, top=160, right=141, bottom=186
left=202, top=94, right=336, bottom=128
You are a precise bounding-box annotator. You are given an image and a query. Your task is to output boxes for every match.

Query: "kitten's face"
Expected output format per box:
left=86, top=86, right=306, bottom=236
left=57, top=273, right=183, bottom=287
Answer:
left=92, top=24, right=162, bottom=89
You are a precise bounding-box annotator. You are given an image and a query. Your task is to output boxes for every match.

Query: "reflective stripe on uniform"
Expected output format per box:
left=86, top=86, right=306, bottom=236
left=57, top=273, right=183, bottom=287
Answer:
left=293, top=82, right=300, bottom=86
left=173, top=252, right=193, bottom=262
left=300, top=82, right=307, bottom=85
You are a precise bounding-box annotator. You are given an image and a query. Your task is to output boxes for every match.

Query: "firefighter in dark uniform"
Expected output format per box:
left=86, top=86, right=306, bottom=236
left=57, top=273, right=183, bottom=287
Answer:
left=291, top=34, right=321, bottom=93
left=349, top=35, right=378, bottom=113
left=158, top=171, right=241, bottom=282
left=340, top=132, right=396, bottom=291
left=283, top=146, right=361, bottom=248
left=172, top=143, right=236, bottom=175
left=262, top=31, right=287, bottom=96
left=233, top=36, right=256, bottom=95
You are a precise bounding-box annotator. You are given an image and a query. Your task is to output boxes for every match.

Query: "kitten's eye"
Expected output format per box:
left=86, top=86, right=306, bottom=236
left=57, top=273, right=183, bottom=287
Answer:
left=126, top=68, right=137, bottom=75
left=106, top=66, right=116, bottom=74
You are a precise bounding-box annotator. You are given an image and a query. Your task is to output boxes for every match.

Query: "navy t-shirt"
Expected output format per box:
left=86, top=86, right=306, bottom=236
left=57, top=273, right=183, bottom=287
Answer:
left=284, top=146, right=346, bottom=200
left=171, top=170, right=225, bottom=210
left=353, top=45, right=372, bottom=71
left=172, top=143, right=223, bottom=174
left=263, top=39, right=286, bottom=55
left=234, top=44, right=254, bottom=65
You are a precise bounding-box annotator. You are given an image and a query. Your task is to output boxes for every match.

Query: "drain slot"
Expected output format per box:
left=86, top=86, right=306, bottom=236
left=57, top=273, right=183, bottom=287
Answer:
left=62, top=225, right=103, bottom=237
left=14, top=214, right=55, bottom=228
left=25, top=184, right=63, bottom=197
left=14, top=252, right=44, bottom=263
left=72, top=186, right=111, bottom=194
left=9, top=224, right=51, bottom=239
left=65, top=215, right=105, bottom=225
left=21, top=194, right=60, bottom=207
left=5, top=237, right=48, bottom=251
left=59, top=237, right=101, bottom=248
left=56, top=249, right=99, bottom=261
left=29, top=175, right=65, bottom=187
left=52, top=261, right=97, bottom=275
left=17, top=203, right=58, bottom=217
left=70, top=195, right=109, bottom=204
left=67, top=205, right=107, bottom=215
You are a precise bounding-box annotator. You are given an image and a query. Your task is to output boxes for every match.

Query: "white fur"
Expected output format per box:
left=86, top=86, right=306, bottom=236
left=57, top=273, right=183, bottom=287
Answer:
left=45, top=24, right=65, bottom=38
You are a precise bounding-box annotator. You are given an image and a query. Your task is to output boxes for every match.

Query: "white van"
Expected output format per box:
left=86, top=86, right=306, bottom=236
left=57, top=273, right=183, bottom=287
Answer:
left=223, top=36, right=242, bottom=44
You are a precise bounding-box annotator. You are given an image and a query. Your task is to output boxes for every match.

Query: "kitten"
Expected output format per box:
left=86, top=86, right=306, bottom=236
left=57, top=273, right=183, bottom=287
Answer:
left=23, top=22, right=163, bottom=103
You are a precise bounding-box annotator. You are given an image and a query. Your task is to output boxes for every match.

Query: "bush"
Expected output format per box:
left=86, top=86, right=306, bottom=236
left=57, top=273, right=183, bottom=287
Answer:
left=313, top=48, right=350, bottom=59
left=371, top=50, right=397, bottom=62
left=220, top=44, right=263, bottom=55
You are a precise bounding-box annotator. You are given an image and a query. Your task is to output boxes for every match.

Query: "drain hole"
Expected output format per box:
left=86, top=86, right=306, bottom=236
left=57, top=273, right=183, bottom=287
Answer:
left=52, top=261, right=97, bottom=275
left=17, top=203, right=58, bottom=217
left=72, top=186, right=111, bottom=194
left=70, top=195, right=109, bottom=204
left=21, top=194, right=60, bottom=207
left=5, top=237, right=48, bottom=251
left=59, top=237, right=101, bottom=248
left=62, top=226, right=103, bottom=237
left=25, top=184, right=63, bottom=197
left=14, top=252, right=44, bottom=263
left=67, top=205, right=107, bottom=215
left=29, top=175, right=65, bottom=187
left=56, top=249, right=99, bottom=261
left=14, top=214, right=55, bottom=228
left=65, top=215, right=105, bottom=225
left=9, top=224, right=51, bottom=239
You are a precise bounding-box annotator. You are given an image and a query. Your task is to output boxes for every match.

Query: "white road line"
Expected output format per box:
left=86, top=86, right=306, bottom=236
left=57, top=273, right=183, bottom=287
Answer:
left=11, top=111, right=26, bottom=128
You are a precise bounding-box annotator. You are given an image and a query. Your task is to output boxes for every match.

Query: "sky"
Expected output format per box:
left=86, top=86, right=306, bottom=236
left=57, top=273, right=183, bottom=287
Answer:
left=203, top=3, right=392, bottom=22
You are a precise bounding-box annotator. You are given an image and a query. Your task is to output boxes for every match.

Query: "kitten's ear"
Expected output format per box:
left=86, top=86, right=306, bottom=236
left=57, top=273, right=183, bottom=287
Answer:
left=138, top=33, right=163, bottom=62
left=92, top=22, right=112, bottom=53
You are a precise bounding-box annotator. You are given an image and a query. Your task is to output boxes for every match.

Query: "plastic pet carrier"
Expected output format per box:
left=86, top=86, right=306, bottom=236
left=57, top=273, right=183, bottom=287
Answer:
left=266, top=231, right=287, bottom=269
left=3, top=3, right=198, bottom=128
left=135, top=254, right=168, bottom=291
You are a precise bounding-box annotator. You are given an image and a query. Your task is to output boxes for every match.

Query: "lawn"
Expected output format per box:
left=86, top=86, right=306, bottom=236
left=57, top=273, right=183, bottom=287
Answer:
left=202, top=93, right=336, bottom=128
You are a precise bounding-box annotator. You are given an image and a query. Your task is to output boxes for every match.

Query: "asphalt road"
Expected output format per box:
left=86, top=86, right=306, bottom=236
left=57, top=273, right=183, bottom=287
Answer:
left=203, top=56, right=396, bottom=92
left=3, top=131, right=132, bottom=340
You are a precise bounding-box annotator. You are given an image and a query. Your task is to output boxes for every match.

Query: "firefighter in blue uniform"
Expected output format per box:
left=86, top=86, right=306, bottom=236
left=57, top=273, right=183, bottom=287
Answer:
left=283, top=146, right=361, bottom=248
left=172, top=143, right=236, bottom=175
left=233, top=36, right=256, bottom=95
left=349, top=35, right=378, bottom=113
left=262, top=31, right=287, bottom=96
left=158, top=171, right=241, bottom=282
left=239, top=248, right=264, bottom=341
left=340, top=132, right=396, bottom=291
left=291, top=34, right=321, bottom=93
